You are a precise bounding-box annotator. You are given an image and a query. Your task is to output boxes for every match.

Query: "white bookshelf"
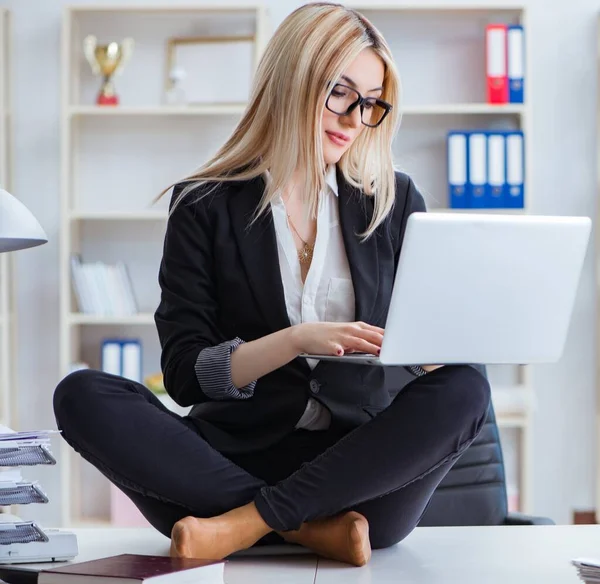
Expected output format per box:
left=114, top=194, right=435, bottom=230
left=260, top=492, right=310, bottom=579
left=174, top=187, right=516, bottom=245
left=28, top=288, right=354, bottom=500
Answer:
left=59, top=3, right=533, bottom=526
left=596, top=12, right=600, bottom=521
left=347, top=3, right=534, bottom=514
left=59, top=3, right=269, bottom=527
left=0, top=9, right=15, bottom=430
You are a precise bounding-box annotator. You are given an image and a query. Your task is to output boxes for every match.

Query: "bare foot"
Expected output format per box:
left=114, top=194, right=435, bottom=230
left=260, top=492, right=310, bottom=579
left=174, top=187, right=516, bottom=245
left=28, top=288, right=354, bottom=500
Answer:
left=280, top=511, right=371, bottom=567
left=170, top=517, right=228, bottom=560
left=170, top=503, right=271, bottom=560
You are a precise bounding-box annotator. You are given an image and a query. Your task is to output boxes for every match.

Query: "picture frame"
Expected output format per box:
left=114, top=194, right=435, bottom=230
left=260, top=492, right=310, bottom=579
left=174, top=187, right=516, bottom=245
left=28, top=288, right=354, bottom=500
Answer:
left=164, top=35, right=255, bottom=105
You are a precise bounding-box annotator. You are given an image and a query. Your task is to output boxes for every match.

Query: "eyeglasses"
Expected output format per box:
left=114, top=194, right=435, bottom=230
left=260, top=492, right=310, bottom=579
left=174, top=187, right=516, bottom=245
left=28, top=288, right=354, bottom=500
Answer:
left=325, top=83, right=392, bottom=128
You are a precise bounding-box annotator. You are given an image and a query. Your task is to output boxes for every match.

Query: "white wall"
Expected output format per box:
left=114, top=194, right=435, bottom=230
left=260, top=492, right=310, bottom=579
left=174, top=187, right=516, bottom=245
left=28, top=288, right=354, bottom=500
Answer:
left=0, top=0, right=597, bottom=527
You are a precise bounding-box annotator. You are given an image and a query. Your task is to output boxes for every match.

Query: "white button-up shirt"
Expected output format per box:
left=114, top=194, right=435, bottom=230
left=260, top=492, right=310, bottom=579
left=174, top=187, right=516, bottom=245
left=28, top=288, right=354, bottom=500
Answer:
left=270, top=165, right=355, bottom=430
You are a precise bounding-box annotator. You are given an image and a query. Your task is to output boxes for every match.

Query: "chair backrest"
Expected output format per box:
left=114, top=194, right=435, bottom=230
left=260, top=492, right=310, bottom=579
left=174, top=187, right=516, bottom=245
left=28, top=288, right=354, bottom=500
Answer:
left=417, top=364, right=509, bottom=526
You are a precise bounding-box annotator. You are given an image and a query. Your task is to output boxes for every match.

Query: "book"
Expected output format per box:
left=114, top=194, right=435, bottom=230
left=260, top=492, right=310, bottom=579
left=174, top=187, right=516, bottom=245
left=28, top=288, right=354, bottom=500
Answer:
left=38, top=553, right=225, bottom=584
left=573, top=558, right=600, bottom=583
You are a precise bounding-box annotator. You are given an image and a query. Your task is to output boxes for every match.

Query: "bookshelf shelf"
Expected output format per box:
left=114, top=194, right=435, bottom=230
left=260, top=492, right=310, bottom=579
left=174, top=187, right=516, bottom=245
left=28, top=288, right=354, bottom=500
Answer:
left=67, top=4, right=262, bottom=14
left=497, top=415, right=528, bottom=429
left=68, top=104, right=248, bottom=117
left=67, top=103, right=525, bottom=118
left=68, top=313, right=155, bottom=326
left=346, top=4, right=525, bottom=12
left=69, top=211, right=167, bottom=221
left=402, top=103, right=527, bottom=115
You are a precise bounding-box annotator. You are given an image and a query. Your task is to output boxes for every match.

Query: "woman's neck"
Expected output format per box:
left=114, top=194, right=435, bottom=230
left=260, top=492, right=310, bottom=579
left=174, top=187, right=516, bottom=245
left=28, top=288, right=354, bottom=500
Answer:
left=282, top=164, right=330, bottom=206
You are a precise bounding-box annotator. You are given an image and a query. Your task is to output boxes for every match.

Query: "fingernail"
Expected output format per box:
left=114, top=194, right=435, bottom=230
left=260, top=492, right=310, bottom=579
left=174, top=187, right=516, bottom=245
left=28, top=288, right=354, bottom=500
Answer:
left=337, top=348, right=343, bottom=355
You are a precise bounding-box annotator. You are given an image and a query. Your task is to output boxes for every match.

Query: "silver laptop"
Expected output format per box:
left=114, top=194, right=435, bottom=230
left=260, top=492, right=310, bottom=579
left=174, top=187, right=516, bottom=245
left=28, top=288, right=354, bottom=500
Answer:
left=300, top=212, right=591, bottom=366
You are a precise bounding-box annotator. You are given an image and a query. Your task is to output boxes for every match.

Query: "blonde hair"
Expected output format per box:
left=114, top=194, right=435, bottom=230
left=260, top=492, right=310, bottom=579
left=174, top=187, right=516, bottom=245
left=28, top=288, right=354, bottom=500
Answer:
left=158, top=2, right=402, bottom=239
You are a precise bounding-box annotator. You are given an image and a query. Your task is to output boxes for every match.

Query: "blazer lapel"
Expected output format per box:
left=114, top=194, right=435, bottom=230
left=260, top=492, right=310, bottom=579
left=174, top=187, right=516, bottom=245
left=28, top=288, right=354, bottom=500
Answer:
left=228, top=175, right=292, bottom=334
left=337, top=168, right=379, bottom=324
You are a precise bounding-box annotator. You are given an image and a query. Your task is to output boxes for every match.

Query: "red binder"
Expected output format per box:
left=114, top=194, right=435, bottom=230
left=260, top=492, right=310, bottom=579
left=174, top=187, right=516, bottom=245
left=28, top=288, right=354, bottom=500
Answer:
left=486, top=24, right=508, bottom=104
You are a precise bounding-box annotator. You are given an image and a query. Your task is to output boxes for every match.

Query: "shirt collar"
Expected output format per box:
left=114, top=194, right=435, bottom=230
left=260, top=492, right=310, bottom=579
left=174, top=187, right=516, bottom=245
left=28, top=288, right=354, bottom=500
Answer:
left=325, top=164, right=339, bottom=197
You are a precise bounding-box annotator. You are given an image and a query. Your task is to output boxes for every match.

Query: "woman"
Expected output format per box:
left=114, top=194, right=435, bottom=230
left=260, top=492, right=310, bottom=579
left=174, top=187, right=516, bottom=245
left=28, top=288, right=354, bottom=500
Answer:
left=53, top=2, right=490, bottom=568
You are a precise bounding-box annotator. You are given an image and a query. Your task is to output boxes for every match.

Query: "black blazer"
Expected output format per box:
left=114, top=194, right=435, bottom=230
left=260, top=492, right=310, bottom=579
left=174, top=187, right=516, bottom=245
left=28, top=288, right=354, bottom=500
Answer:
left=154, top=167, right=426, bottom=455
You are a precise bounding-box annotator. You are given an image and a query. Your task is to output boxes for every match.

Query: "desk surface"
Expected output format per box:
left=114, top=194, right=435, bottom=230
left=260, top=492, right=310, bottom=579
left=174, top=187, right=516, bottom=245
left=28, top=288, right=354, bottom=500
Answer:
left=1, top=525, right=599, bottom=583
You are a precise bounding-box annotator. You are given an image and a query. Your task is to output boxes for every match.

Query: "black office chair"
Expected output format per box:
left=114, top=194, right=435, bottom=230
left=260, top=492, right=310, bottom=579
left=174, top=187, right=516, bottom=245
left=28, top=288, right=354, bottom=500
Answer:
left=417, top=364, right=554, bottom=527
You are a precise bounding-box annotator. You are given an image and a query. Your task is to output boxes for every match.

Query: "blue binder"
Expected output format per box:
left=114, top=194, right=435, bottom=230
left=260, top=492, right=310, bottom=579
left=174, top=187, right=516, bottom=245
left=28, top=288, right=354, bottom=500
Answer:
left=100, top=338, right=142, bottom=381
left=486, top=132, right=507, bottom=208
left=505, top=130, right=525, bottom=208
left=508, top=25, right=524, bottom=103
left=447, top=132, right=469, bottom=208
left=468, top=132, right=487, bottom=209
left=121, top=339, right=143, bottom=383
left=101, top=338, right=122, bottom=376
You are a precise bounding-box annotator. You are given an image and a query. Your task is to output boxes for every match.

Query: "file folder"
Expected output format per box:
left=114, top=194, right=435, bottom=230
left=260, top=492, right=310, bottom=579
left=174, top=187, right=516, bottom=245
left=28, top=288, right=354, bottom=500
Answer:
left=486, top=132, right=506, bottom=208
left=505, top=131, right=525, bottom=208
left=486, top=24, right=508, bottom=104
left=468, top=133, right=487, bottom=208
left=508, top=25, right=525, bottom=103
left=447, top=132, right=469, bottom=208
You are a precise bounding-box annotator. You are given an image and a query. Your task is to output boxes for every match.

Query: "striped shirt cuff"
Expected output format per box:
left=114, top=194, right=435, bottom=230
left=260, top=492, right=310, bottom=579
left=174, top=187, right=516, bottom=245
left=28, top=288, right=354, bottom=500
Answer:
left=405, top=365, right=428, bottom=377
left=194, top=337, right=256, bottom=400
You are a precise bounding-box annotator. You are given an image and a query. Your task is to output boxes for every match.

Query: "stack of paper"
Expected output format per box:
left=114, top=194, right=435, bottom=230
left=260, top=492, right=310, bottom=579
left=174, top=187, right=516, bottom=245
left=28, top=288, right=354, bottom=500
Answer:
left=0, top=426, right=59, bottom=545
left=572, top=558, right=600, bottom=582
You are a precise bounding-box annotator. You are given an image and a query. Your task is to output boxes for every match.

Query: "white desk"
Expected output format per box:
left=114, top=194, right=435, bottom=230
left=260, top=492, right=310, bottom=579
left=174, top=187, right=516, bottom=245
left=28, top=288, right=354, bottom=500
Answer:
left=0, top=525, right=598, bottom=583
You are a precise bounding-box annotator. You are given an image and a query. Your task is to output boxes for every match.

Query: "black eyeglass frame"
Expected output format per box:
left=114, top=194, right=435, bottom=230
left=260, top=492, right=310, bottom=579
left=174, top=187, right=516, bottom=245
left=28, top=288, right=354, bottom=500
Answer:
left=325, top=82, right=393, bottom=128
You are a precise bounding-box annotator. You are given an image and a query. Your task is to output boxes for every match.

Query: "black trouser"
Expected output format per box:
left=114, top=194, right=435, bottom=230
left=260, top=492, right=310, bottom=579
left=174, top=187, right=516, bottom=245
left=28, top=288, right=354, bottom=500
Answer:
left=53, top=365, right=490, bottom=550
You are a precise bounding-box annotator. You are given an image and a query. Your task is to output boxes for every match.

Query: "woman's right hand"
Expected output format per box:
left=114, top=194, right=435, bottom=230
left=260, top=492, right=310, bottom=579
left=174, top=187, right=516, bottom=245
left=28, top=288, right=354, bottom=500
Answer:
left=289, top=321, right=385, bottom=357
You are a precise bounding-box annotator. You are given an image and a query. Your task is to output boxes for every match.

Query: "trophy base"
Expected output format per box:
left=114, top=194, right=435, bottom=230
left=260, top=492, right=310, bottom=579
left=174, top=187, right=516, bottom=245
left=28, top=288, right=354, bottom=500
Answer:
left=97, top=94, right=119, bottom=106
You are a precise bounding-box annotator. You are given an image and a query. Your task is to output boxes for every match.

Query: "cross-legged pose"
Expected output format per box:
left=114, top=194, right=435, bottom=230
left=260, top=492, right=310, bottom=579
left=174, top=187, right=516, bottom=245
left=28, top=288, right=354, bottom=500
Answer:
left=53, top=2, right=490, bottom=567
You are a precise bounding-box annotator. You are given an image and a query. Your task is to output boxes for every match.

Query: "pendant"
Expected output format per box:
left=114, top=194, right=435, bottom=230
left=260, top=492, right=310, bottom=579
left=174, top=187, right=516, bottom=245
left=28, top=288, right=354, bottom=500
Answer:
left=298, top=244, right=313, bottom=264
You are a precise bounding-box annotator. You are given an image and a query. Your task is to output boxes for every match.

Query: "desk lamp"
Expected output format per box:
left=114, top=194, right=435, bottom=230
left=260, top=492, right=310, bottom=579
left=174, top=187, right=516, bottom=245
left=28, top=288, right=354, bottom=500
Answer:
left=0, top=188, right=47, bottom=251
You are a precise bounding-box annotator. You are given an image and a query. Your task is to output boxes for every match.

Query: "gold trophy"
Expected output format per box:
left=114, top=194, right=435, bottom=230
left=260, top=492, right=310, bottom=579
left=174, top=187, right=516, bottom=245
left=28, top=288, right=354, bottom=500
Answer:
left=83, top=35, right=134, bottom=106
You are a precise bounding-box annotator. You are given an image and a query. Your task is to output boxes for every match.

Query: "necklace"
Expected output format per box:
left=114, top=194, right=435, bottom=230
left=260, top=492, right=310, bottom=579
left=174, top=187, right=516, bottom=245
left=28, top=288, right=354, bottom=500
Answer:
left=286, top=213, right=314, bottom=265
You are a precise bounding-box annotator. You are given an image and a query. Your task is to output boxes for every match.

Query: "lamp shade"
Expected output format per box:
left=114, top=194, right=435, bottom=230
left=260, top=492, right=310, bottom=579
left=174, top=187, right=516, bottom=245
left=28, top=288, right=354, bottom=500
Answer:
left=0, top=189, right=48, bottom=252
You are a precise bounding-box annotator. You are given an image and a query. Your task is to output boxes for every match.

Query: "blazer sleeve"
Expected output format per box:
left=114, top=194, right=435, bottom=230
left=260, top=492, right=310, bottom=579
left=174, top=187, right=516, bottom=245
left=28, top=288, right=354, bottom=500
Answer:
left=154, top=184, right=256, bottom=406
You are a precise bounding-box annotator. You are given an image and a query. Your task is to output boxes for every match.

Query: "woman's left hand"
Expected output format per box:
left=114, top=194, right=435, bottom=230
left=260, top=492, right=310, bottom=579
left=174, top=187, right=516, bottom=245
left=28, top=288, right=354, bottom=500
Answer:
left=421, top=365, right=444, bottom=372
